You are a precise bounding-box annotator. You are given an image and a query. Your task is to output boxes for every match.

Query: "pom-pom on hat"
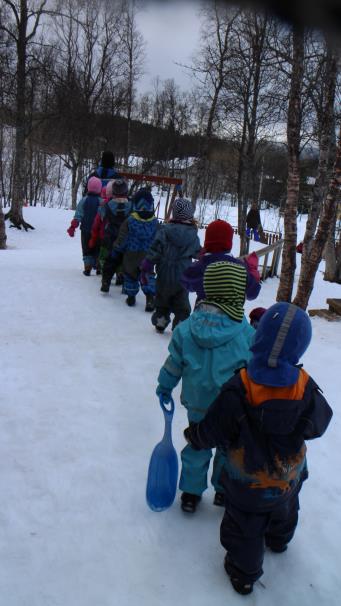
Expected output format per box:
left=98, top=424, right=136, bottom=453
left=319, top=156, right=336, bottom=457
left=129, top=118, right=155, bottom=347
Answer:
left=172, top=197, right=194, bottom=222
left=112, top=178, right=128, bottom=197
left=133, top=187, right=154, bottom=212
left=248, top=302, right=312, bottom=387
left=204, top=219, right=234, bottom=253
left=87, top=176, right=102, bottom=195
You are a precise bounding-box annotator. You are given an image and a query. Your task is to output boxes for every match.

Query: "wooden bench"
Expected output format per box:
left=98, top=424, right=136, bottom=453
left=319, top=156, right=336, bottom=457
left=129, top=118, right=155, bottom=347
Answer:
left=327, top=298, right=341, bottom=315
left=309, top=298, right=341, bottom=321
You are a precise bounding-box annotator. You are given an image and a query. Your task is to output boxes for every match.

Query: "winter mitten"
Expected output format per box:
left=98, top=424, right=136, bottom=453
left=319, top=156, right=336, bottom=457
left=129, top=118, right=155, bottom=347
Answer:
left=183, top=426, right=201, bottom=450
left=140, top=271, right=149, bottom=286
left=140, top=258, right=154, bottom=274
left=67, top=219, right=79, bottom=237
left=156, top=384, right=172, bottom=404
left=245, top=252, right=260, bottom=282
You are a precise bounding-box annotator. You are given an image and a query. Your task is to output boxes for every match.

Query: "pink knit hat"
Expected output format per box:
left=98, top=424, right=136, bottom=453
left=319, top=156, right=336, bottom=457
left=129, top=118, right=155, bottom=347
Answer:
left=87, top=176, right=102, bottom=195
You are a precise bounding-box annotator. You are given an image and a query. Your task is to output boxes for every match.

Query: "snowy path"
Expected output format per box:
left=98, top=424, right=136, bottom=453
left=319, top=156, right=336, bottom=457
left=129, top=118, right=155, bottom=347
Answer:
left=0, top=207, right=340, bottom=606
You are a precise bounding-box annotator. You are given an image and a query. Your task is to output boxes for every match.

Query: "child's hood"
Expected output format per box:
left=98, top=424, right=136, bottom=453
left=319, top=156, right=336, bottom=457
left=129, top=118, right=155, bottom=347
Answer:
left=240, top=367, right=311, bottom=435
left=189, top=310, right=253, bottom=349
left=163, top=222, right=199, bottom=249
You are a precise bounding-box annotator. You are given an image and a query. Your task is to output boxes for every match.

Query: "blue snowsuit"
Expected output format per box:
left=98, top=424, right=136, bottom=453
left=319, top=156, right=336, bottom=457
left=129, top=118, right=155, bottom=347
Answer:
left=74, top=193, right=101, bottom=267
left=157, top=305, right=255, bottom=496
left=112, top=212, right=159, bottom=296
left=146, top=221, right=201, bottom=330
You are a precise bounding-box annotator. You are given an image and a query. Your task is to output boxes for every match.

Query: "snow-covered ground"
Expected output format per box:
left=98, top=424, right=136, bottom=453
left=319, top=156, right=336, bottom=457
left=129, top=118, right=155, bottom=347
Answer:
left=0, top=207, right=340, bottom=606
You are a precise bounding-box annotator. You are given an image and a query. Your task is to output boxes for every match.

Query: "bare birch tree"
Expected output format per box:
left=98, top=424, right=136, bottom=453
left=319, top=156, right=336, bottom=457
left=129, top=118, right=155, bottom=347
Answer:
left=293, top=126, right=341, bottom=308
left=276, top=26, right=305, bottom=302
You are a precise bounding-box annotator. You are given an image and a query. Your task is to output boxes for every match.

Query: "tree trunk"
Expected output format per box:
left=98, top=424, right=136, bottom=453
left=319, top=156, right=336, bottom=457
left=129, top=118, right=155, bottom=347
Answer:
left=277, top=27, right=304, bottom=302
left=0, top=200, right=7, bottom=249
left=293, top=127, right=341, bottom=308
left=5, top=1, right=34, bottom=231
left=301, top=49, right=337, bottom=256
left=323, top=204, right=338, bottom=282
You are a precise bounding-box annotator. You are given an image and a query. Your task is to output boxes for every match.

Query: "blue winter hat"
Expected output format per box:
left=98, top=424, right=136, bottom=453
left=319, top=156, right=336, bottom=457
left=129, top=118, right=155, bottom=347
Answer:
left=247, top=302, right=312, bottom=387
left=133, top=187, right=154, bottom=212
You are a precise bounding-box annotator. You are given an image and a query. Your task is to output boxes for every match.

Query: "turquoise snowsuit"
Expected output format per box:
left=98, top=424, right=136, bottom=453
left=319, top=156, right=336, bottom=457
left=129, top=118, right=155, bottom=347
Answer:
left=157, top=305, right=255, bottom=496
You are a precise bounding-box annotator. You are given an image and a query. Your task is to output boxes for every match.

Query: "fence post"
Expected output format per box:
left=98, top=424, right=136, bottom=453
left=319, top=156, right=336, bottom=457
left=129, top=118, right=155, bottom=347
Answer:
left=261, top=253, right=269, bottom=280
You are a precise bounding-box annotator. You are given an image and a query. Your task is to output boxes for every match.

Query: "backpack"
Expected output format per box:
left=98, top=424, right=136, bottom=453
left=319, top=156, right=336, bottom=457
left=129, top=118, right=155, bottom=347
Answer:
left=102, top=201, right=131, bottom=247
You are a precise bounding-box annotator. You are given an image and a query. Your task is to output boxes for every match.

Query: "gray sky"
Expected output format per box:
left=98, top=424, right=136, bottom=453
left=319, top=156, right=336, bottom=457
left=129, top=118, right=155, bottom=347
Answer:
left=137, top=1, right=202, bottom=93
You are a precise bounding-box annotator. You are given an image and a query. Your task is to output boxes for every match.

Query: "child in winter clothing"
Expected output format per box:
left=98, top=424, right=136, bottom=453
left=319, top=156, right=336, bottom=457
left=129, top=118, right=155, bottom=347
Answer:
left=109, top=187, right=158, bottom=308
left=157, top=261, right=255, bottom=513
left=184, top=302, right=333, bottom=595
left=141, top=198, right=201, bottom=332
left=249, top=306, right=267, bottom=329
left=67, top=176, right=102, bottom=275
left=90, top=178, right=131, bottom=283
left=181, top=219, right=261, bottom=302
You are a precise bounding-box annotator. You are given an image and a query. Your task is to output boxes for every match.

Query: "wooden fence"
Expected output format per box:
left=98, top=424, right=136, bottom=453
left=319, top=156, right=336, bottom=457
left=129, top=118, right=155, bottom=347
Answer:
left=242, top=240, right=284, bottom=280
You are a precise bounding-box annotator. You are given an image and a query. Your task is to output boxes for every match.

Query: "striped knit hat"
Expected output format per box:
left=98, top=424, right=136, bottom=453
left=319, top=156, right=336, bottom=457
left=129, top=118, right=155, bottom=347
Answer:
left=172, top=197, right=194, bottom=222
left=203, top=261, right=247, bottom=322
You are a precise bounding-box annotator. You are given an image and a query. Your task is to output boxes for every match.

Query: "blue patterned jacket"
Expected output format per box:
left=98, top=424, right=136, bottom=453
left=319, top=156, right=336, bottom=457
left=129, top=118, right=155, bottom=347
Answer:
left=112, top=212, right=159, bottom=278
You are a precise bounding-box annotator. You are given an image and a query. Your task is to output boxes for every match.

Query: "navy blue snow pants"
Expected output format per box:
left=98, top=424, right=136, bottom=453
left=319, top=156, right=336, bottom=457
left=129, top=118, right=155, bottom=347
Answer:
left=220, top=489, right=300, bottom=584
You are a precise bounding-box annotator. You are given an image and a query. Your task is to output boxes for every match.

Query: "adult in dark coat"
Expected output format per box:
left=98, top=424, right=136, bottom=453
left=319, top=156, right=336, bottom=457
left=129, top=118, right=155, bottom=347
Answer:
left=246, top=202, right=263, bottom=241
left=83, top=150, right=120, bottom=195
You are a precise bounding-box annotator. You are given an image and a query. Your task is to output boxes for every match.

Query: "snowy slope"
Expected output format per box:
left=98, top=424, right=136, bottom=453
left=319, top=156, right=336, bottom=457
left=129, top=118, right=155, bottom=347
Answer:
left=0, top=207, right=340, bottom=606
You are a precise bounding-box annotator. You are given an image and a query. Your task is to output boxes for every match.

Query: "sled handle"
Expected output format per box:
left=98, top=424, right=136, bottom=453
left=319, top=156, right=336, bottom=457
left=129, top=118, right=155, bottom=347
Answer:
left=159, top=395, right=175, bottom=417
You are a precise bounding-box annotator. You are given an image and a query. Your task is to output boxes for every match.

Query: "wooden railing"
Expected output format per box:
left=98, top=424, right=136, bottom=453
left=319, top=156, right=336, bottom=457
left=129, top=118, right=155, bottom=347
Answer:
left=242, top=240, right=284, bottom=280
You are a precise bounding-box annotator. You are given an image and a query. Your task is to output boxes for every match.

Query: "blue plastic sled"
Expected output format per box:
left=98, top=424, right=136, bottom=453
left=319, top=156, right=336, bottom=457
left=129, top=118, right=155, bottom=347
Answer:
left=146, top=396, right=178, bottom=512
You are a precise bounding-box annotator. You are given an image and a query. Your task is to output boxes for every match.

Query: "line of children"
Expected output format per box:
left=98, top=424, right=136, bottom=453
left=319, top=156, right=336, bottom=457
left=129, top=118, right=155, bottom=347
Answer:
left=183, top=302, right=332, bottom=595
left=141, top=198, right=201, bottom=332
left=67, top=176, right=102, bottom=275
left=106, top=187, right=159, bottom=310
left=157, top=260, right=255, bottom=512
left=67, top=184, right=333, bottom=598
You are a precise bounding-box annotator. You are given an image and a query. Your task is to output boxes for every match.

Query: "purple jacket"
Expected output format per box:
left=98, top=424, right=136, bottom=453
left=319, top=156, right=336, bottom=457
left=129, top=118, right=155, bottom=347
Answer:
left=181, top=252, right=261, bottom=301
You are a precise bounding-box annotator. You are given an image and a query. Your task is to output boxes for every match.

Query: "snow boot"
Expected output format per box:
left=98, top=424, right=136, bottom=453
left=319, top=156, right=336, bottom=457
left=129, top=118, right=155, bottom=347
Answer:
left=145, top=294, right=155, bottom=312
left=101, top=280, right=110, bottom=293
left=224, top=555, right=253, bottom=596
left=96, top=268, right=101, bottom=276
left=213, top=492, right=225, bottom=507
left=181, top=492, right=201, bottom=513
left=152, top=314, right=169, bottom=333
left=83, top=266, right=91, bottom=276
left=115, top=273, right=124, bottom=286
left=265, top=539, right=288, bottom=553
left=126, top=295, right=136, bottom=307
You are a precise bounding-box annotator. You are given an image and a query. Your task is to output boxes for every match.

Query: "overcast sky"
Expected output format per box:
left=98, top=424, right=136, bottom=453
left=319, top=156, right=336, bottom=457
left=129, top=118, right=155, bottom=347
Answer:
left=136, top=1, right=202, bottom=93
